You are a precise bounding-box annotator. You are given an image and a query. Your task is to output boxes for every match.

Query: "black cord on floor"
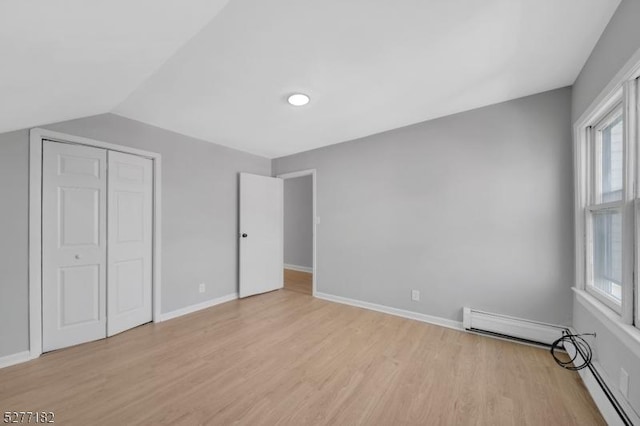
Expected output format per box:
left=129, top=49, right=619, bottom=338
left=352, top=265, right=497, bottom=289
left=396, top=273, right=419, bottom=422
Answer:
left=551, top=330, right=632, bottom=425
left=550, top=332, right=595, bottom=371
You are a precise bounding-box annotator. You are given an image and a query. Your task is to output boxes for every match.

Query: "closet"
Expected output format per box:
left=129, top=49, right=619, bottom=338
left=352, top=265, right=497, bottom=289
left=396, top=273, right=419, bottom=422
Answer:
left=41, top=140, right=153, bottom=352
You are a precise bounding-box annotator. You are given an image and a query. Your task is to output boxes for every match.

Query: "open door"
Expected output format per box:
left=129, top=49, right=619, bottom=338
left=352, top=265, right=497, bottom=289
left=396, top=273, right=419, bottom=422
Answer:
left=239, top=173, right=283, bottom=298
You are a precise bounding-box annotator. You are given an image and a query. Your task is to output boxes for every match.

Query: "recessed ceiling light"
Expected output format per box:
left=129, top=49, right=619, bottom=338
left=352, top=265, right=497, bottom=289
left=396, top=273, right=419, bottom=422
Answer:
left=287, top=93, right=310, bottom=106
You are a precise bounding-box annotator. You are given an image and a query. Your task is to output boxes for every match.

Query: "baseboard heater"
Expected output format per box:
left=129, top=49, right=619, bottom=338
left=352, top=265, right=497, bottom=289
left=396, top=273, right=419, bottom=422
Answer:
left=462, top=307, right=565, bottom=347
left=563, top=331, right=635, bottom=426
left=463, top=307, right=635, bottom=426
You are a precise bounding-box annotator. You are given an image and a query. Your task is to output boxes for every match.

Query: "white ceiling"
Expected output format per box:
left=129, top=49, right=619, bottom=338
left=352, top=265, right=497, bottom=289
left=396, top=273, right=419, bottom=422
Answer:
left=0, top=0, right=229, bottom=133
left=2, top=0, right=620, bottom=158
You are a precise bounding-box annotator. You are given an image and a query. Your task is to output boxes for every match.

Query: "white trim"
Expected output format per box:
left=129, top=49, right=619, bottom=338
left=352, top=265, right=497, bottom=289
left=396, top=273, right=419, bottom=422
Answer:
left=31, top=128, right=161, bottom=159
left=576, top=365, right=627, bottom=426
left=574, top=45, right=640, bottom=294
left=622, top=80, right=636, bottom=324
left=573, top=48, right=640, bottom=328
left=277, top=169, right=317, bottom=297
left=277, top=169, right=315, bottom=180
left=284, top=264, right=313, bottom=273
left=28, top=135, right=43, bottom=358
left=574, top=47, right=640, bottom=300
left=566, top=326, right=640, bottom=426
left=0, top=351, right=31, bottom=370
left=315, top=292, right=463, bottom=331
left=574, top=45, right=640, bottom=128
left=574, top=123, right=588, bottom=293
left=152, top=158, right=162, bottom=323
left=462, top=307, right=565, bottom=345
left=573, top=288, right=640, bottom=356
left=159, top=293, right=238, bottom=322
left=636, top=198, right=640, bottom=327
left=28, top=128, right=162, bottom=359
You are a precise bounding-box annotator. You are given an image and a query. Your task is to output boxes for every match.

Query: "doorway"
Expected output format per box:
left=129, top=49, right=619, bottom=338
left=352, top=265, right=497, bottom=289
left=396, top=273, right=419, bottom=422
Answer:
left=29, top=128, right=162, bottom=357
left=278, top=170, right=317, bottom=296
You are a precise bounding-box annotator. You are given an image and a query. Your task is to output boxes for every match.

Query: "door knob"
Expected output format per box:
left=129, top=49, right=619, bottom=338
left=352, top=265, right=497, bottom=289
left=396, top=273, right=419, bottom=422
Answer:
left=75, top=254, right=81, bottom=259
left=242, top=233, right=248, bottom=238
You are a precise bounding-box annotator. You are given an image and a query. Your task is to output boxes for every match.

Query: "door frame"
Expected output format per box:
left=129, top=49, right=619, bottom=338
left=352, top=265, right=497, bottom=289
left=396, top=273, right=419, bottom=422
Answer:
left=29, top=128, right=162, bottom=358
left=276, top=169, right=317, bottom=296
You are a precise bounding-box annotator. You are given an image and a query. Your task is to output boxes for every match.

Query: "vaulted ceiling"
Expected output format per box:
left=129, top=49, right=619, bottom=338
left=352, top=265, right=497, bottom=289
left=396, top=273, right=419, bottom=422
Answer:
left=1, top=0, right=621, bottom=158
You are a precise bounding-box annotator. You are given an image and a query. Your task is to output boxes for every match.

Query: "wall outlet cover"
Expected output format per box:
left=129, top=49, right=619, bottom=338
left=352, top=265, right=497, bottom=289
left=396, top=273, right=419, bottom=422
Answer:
left=411, top=290, right=420, bottom=301
left=620, top=368, right=629, bottom=399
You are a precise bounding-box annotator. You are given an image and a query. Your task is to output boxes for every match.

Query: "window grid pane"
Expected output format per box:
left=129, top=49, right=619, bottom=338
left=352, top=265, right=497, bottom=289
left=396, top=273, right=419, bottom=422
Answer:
left=598, top=115, right=623, bottom=203
left=592, top=209, right=622, bottom=302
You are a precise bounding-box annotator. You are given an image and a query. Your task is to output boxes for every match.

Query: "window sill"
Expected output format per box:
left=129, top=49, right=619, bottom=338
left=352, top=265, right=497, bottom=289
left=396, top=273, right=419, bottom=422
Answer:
left=572, top=287, right=640, bottom=357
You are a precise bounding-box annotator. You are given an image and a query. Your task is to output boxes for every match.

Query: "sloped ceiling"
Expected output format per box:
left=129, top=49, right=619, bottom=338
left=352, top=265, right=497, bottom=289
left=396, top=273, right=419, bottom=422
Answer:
left=0, top=0, right=230, bottom=133
left=2, top=0, right=621, bottom=158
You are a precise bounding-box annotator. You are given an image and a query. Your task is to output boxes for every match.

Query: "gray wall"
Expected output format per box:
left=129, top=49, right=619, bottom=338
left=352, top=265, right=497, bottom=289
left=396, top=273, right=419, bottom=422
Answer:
left=571, top=0, right=640, bottom=416
left=0, top=113, right=270, bottom=358
left=283, top=175, right=313, bottom=269
left=572, top=0, right=640, bottom=122
left=274, top=87, right=574, bottom=325
left=573, top=299, right=640, bottom=416
left=0, top=130, right=30, bottom=357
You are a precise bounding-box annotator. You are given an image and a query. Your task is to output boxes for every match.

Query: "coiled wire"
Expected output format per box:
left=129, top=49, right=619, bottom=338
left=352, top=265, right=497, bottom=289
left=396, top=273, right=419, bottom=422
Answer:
left=550, top=332, right=595, bottom=371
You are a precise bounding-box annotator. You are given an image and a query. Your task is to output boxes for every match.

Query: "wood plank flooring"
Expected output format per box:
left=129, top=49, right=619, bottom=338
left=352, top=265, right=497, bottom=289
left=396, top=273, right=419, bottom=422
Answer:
left=283, top=268, right=312, bottom=295
left=0, top=290, right=604, bottom=425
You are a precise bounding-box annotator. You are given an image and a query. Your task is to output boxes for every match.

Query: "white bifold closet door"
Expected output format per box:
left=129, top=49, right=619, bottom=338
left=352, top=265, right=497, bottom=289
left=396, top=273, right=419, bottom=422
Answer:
left=42, top=141, right=153, bottom=352
left=106, top=151, right=153, bottom=337
left=42, top=141, right=108, bottom=352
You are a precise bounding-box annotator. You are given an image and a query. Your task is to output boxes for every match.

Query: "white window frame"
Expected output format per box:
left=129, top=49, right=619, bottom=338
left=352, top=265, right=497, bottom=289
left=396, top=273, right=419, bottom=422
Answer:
left=634, top=78, right=640, bottom=328
left=584, top=103, right=629, bottom=315
left=574, top=60, right=640, bottom=331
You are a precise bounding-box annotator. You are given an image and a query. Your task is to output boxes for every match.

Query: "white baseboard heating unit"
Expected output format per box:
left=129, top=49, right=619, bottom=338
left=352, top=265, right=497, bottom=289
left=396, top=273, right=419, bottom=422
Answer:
left=462, top=307, right=566, bottom=347
left=463, top=307, right=636, bottom=425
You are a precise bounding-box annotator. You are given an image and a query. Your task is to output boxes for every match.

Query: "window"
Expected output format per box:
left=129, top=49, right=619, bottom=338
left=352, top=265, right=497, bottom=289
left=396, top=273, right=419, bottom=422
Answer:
left=591, top=208, right=622, bottom=302
left=585, top=106, right=627, bottom=313
left=578, top=77, right=638, bottom=327
left=595, top=113, right=623, bottom=204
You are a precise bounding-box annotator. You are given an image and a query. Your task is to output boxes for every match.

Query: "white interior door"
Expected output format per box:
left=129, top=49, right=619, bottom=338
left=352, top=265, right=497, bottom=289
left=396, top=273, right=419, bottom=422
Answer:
left=107, top=151, right=153, bottom=336
left=42, top=141, right=107, bottom=352
left=239, top=173, right=283, bottom=298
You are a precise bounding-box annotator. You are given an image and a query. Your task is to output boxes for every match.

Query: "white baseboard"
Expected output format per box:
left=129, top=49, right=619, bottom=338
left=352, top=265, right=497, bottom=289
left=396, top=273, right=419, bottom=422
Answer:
left=315, top=292, right=463, bottom=331
left=1, top=294, right=238, bottom=369
left=0, top=350, right=30, bottom=370
left=462, top=307, right=565, bottom=346
left=566, top=328, right=639, bottom=426
left=284, top=264, right=313, bottom=273
left=159, top=293, right=238, bottom=322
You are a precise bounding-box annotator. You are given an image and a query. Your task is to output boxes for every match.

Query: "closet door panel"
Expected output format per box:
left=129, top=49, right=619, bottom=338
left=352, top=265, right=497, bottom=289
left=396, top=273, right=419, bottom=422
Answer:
left=42, top=141, right=107, bottom=352
left=107, top=151, right=153, bottom=336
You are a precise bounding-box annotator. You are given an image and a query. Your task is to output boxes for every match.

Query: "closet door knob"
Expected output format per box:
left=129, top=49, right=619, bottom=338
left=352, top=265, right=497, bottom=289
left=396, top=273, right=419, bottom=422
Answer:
left=75, top=254, right=81, bottom=260
left=241, top=233, right=248, bottom=238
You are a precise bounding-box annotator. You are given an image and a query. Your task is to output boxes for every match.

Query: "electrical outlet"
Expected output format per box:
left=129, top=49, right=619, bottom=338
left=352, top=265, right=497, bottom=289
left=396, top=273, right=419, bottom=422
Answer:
left=620, top=368, right=629, bottom=399
left=199, top=283, right=205, bottom=293
left=411, top=290, right=420, bottom=302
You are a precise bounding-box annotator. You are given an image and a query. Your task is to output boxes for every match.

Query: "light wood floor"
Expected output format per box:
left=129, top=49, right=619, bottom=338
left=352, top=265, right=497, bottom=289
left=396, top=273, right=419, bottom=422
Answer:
left=284, top=268, right=312, bottom=295
left=0, top=290, right=604, bottom=425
